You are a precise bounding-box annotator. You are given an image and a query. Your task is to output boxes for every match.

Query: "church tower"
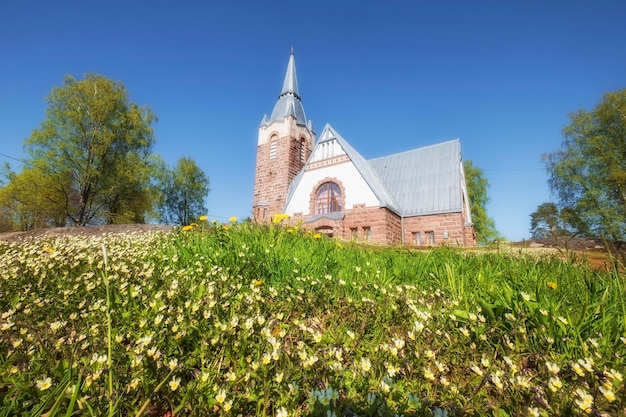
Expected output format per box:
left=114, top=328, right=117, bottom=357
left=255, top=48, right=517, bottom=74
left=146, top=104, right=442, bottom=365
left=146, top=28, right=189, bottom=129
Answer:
left=253, top=51, right=315, bottom=223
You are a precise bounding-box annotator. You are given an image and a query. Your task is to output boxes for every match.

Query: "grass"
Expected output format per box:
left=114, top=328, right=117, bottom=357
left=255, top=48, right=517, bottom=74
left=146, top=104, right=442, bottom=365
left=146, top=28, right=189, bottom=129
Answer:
left=0, top=219, right=624, bottom=416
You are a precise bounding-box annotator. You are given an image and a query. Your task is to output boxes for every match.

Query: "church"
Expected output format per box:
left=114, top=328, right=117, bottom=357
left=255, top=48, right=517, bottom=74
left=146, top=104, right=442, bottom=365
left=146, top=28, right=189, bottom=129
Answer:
left=252, top=51, right=476, bottom=246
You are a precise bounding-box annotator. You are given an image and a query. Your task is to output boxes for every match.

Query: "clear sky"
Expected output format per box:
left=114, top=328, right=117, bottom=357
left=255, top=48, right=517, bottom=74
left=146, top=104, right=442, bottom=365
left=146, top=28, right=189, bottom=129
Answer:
left=1, top=1, right=625, bottom=241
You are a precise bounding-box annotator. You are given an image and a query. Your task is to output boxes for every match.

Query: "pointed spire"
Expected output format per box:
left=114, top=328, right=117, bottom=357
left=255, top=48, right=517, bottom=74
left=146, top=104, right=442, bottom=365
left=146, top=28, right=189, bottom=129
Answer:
left=280, top=48, right=300, bottom=99
left=268, top=49, right=307, bottom=125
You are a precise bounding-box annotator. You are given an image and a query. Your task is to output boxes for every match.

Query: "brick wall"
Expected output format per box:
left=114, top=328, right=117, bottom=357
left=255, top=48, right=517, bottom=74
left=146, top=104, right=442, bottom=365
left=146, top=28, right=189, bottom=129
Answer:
left=252, top=116, right=313, bottom=223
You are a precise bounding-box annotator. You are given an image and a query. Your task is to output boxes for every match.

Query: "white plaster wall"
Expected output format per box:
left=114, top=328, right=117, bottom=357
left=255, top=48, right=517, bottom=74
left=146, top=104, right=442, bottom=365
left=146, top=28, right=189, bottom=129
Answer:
left=284, top=161, right=380, bottom=215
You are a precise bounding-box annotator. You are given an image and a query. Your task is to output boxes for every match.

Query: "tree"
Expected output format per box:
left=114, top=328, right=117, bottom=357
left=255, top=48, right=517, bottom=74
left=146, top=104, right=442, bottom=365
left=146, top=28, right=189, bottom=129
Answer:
left=157, top=157, right=210, bottom=225
left=0, top=166, right=68, bottom=231
left=529, top=202, right=587, bottom=239
left=463, top=160, right=500, bottom=245
left=24, top=74, right=157, bottom=226
left=543, top=89, right=626, bottom=241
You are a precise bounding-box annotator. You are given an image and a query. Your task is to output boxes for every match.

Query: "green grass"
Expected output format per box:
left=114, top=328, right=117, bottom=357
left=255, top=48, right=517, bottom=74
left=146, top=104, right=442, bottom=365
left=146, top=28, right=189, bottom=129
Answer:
left=0, top=220, right=624, bottom=416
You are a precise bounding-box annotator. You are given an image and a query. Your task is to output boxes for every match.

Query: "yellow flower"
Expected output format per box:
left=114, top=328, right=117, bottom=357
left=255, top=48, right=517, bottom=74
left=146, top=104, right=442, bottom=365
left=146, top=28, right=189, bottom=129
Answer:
left=547, top=281, right=557, bottom=289
left=36, top=376, right=52, bottom=391
left=216, top=389, right=226, bottom=403
left=313, top=233, right=322, bottom=239
left=223, top=400, right=233, bottom=412
left=182, top=225, right=194, bottom=231
left=229, top=216, right=238, bottom=223
left=169, top=376, right=181, bottom=391
left=199, top=215, right=208, bottom=221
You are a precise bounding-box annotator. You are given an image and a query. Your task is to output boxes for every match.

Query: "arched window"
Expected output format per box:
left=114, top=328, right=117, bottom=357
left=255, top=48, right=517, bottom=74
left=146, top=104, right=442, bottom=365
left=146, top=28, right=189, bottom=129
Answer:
left=314, top=182, right=342, bottom=214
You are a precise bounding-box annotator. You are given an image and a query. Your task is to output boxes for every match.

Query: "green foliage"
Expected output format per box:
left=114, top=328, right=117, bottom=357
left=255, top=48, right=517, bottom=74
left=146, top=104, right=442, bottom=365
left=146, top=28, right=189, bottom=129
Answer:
left=544, top=89, right=626, bottom=241
left=463, top=160, right=500, bottom=244
left=1, top=224, right=624, bottom=416
left=529, top=202, right=580, bottom=239
left=0, top=165, right=69, bottom=231
left=24, top=73, right=157, bottom=226
left=157, top=157, right=210, bottom=225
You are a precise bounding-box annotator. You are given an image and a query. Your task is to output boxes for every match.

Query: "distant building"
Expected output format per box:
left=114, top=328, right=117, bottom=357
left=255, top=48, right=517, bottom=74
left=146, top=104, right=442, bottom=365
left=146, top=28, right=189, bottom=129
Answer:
left=252, top=51, right=476, bottom=246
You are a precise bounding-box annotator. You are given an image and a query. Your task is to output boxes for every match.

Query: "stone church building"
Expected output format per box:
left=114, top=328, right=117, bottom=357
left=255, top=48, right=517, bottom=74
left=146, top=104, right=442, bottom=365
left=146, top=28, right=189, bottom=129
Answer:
left=252, top=52, right=476, bottom=246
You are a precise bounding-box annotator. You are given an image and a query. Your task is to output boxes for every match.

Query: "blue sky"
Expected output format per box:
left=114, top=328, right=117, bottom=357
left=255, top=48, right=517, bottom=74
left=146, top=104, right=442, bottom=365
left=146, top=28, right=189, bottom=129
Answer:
left=1, top=1, right=625, bottom=241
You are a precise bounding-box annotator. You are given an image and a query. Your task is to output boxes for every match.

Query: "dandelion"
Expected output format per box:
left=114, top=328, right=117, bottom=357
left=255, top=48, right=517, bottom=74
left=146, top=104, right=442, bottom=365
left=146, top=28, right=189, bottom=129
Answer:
left=199, top=215, right=208, bottom=221
left=36, top=376, right=52, bottom=391
left=547, top=281, right=557, bottom=289
left=169, top=376, right=181, bottom=391
left=182, top=225, right=194, bottom=231
left=229, top=216, right=238, bottom=223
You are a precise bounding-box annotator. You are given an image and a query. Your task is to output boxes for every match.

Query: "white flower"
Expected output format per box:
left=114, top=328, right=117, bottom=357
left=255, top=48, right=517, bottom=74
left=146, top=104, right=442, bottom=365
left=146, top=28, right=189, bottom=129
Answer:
left=36, top=376, right=52, bottom=391
left=360, top=357, right=372, bottom=372
left=169, top=376, right=181, bottom=391
left=276, top=407, right=288, bottom=417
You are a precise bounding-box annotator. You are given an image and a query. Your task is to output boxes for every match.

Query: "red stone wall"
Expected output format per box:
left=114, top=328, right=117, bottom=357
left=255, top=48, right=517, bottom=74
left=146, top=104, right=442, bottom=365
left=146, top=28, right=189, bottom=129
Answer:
left=252, top=117, right=313, bottom=223
left=289, top=207, right=475, bottom=247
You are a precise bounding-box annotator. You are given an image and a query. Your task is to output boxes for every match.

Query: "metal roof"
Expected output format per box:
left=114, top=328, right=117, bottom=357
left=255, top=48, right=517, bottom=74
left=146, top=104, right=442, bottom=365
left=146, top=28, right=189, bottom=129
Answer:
left=369, top=139, right=463, bottom=217
left=265, top=51, right=308, bottom=126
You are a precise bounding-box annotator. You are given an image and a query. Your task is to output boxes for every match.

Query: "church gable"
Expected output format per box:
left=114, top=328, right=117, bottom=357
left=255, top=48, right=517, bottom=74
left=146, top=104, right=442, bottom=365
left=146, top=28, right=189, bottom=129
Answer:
left=284, top=125, right=383, bottom=216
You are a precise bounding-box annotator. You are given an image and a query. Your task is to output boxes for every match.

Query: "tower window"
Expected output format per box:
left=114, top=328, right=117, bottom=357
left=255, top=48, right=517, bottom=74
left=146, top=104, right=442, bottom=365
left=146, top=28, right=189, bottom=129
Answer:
left=314, top=182, right=342, bottom=214
left=300, top=138, right=306, bottom=163
left=269, top=138, right=277, bottom=159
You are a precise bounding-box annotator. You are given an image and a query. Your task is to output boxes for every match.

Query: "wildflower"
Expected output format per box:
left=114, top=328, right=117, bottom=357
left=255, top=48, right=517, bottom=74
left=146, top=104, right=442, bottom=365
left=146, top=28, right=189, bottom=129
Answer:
left=36, top=376, right=52, bottom=391
left=470, top=365, right=483, bottom=376
left=557, top=316, right=568, bottom=325
left=226, top=371, right=236, bottom=382
left=423, top=367, right=435, bottom=381
left=599, top=386, right=616, bottom=402
left=216, top=389, right=226, bottom=404
left=571, top=362, right=585, bottom=377
left=275, top=372, right=284, bottom=383
left=360, top=357, right=372, bottom=372
left=199, top=215, right=208, bottom=221
left=276, top=407, right=288, bottom=417
left=407, top=393, right=420, bottom=409
left=574, top=388, right=593, bottom=413
left=288, top=382, right=299, bottom=395
left=547, top=281, right=557, bottom=289
left=182, top=225, right=194, bottom=231
left=520, top=292, right=531, bottom=301
left=313, top=233, right=322, bottom=239
left=169, top=376, right=181, bottom=391
left=545, top=361, right=560, bottom=375
left=528, top=407, right=540, bottom=417
left=168, top=358, right=178, bottom=371
left=548, top=376, right=562, bottom=392
left=229, top=216, right=238, bottom=223
left=346, top=330, right=356, bottom=339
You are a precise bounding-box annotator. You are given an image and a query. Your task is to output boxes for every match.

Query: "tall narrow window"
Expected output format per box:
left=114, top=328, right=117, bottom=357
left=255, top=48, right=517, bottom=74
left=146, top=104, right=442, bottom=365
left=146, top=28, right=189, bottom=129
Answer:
left=362, top=226, right=371, bottom=241
left=300, top=138, right=306, bottom=163
left=425, top=231, right=435, bottom=245
left=412, top=232, right=422, bottom=246
left=314, top=182, right=342, bottom=214
left=269, top=139, right=277, bottom=159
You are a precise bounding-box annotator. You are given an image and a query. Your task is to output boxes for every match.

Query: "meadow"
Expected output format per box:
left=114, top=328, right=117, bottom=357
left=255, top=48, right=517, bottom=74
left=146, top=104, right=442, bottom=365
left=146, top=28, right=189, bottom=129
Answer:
left=0, top=219, right=624, bottom=416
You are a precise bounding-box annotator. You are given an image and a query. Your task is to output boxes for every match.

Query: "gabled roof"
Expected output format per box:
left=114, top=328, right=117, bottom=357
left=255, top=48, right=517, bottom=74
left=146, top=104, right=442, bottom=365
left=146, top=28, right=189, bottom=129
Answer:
left=264, top=51, right=308, bottom=126
left=369, top=139, right=463, bottom=216
left=284, top=124, right=401, bottom=214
